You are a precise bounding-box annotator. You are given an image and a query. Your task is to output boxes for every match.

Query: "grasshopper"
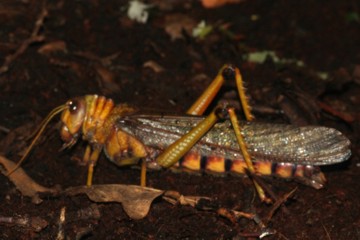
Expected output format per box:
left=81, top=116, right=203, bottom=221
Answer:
left=9, top=65, right=351, bottom=201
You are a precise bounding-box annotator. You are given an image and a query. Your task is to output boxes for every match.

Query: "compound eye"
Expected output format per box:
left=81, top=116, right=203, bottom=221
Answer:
left=60, top=97, right=86, bottom=140
left=68, top=100, right=79, bottom=114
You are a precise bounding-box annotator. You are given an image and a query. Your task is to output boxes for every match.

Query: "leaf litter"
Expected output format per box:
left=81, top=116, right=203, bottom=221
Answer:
left=1, top=153, right=269, bottom=233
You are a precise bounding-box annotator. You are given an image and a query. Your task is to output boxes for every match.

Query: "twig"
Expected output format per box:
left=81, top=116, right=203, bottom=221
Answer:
left=317, top=101, right=355, bottom=123
left=67, top=204, right=101, bottom=222
left=217, top=207, right=259, bottom=225
left=246, top=169, right=291, bottom=214
left=322, top=222, right=332, bottom=240
left=265, top=187, right=297, bottom=224
left=0, top=215, right=48, bottom=232
left=75, top=227, right=94, bottom=240
left=162, top=190, right=272, bottom=234
left=56, top=207, right=66, bottom=240
left=237, top=228, right=276, bottom=239
left=0, top=2, right=48, bottom=75
left=0, top=125, right=10, bottom=133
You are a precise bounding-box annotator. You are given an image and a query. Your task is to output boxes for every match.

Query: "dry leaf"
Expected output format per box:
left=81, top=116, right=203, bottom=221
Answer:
left=94, top=64, right=121, bottom=94
left=164, top=14, right=196, bottom=41
left=64, top=184, right=164, bottom=220
left=0, top=155, right=58, bottom=204
left=201, top=0, right=244, bottom=8
left=0, top=122, right=34, bottom=155
left=143, top=60, right=164, bottom=73
left=38, top=41, right=67, bottom=55
left=163, top=190, right=211, bottom=207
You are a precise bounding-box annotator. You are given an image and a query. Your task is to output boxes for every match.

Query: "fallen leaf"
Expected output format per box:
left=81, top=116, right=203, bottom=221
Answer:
left=94, top=64, right=121, bottom=94
left=64, top=184, right=164, bottom=220
left=38, top=41, right=67, bottom=55
left=143, top=60, right=165, bottom=73
left=0, top=122, right=33, bottom=155
left=352, top=65, right=360, bottom=84
left=163, top=190, right=212, bottom=208
left=317, top=101, right=355, bottom=123
left=0, top=215, right=48, bottom=232
left=164, top=14, right=196, bottom=41
left=0, top=155, right=58, bottom=204
left=201, top=0, right=244, bottom=8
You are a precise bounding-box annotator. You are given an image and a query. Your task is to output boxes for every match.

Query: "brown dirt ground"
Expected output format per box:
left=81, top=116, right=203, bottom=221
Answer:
left=0, top=0, right=359, bottom=239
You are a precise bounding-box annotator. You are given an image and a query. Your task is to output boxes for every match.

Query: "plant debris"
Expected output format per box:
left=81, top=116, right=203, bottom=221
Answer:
left=0, top=155, right=58, bottom=204
left=0, top=1, right=358, bottom=239
left=64, top=184, right=163, bottom=220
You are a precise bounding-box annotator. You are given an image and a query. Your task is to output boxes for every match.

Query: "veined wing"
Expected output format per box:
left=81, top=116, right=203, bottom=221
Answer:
left=116, top=115, right=351, bottom=166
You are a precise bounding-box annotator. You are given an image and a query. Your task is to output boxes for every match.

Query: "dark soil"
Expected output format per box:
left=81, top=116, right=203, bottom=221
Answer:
left=0, top=0, right=359, bottom=239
